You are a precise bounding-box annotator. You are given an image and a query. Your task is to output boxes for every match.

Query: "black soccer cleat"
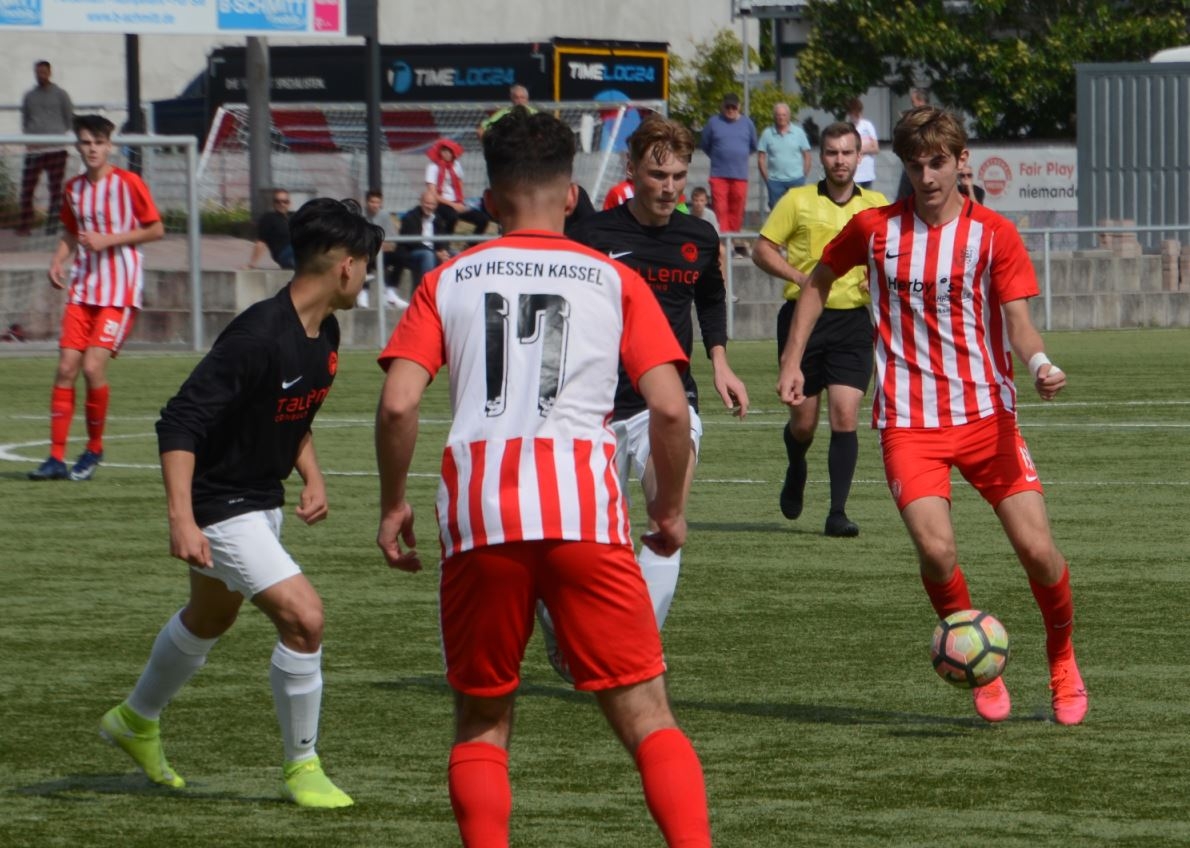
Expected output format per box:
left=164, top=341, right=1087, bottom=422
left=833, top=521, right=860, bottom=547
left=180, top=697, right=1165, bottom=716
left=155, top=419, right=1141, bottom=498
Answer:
left=780, top=427, right=806, bottom=520
left=824, top=512, right=859, bottom=538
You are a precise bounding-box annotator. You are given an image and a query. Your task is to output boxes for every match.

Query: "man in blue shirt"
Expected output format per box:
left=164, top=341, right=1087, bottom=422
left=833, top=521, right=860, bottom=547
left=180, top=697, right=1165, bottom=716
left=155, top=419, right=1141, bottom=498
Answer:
left=758, top=102, right=812, bottom=210
left=700, top=92, right=757, bottom=253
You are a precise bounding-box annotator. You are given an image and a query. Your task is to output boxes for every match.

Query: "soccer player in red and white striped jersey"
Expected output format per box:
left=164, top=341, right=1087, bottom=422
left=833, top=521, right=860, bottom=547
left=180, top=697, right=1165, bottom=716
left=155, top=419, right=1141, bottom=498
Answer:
left=28, top=114, right=163, bottom=482
left=778, top=107, right=1088, bottom=726
left=376, top=108, right=711, bottom=847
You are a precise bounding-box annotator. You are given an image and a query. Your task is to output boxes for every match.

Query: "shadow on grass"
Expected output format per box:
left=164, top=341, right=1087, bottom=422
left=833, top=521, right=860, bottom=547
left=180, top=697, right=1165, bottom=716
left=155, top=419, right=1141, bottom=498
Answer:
left=374, top=674, right=1050, bottom=733
left=10, top=773, right=281, bottom=804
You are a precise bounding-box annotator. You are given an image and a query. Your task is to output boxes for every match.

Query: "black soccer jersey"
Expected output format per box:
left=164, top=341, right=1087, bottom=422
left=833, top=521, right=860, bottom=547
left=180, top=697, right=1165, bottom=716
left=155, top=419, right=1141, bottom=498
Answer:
left=156, top=286, right=340, bottom=527
left=569, top=203, right=727, bottom=420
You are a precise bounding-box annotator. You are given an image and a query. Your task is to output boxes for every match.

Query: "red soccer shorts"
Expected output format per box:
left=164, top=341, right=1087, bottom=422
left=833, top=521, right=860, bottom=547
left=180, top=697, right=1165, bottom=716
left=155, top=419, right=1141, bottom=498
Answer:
left=59, top=303, right=136, bottom=356
left=440, top=539, right=665, bottom=697
left=879, top=410, right=1045, bottom=511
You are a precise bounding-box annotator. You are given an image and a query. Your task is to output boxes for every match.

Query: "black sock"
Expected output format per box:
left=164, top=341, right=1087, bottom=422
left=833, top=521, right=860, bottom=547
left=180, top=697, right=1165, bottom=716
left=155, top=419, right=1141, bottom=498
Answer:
left=784, top=423, right=812, bottom=465
left=827, top=430, right=859, bottom=515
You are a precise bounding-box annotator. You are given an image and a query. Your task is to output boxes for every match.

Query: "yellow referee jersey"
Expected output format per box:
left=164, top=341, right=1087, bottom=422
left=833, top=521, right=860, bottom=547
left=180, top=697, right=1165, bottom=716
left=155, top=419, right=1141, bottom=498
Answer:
left=759, top=181, right=889, bottom=310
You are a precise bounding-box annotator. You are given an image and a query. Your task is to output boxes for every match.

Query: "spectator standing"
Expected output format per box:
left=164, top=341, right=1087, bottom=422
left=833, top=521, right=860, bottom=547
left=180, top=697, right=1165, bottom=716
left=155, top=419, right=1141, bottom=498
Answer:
left=757, top=102, right=812, bottom=210
left=395, top=187, right=456, bottom=295
left=18, top=60, right=73, bottom=236
left=846, top=97, right=880, bottom=189
left=360, top=189, right=408, bottom=309
left=477, top=84, right=535, bottom=139
left=245, top=189, right=295, bottom=270
left=958, top=165, right=986, bottom=204
left=700, top=92, right=757, bottom=254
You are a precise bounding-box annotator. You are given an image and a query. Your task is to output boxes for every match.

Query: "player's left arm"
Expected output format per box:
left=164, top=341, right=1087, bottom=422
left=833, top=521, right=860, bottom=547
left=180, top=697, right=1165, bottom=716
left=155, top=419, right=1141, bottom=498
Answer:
left=292, top=431, right=328, bottom=525
left=375, top=358, right=432, bottom=572
left=78, top=219, right=164, bottom=252
left=1003, top=298, right=1065, bottom=401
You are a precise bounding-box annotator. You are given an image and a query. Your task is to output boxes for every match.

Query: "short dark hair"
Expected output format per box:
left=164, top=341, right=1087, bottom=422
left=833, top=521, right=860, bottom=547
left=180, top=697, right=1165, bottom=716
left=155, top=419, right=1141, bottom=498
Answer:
left=73, top=114, right=115, bottom=140
left=820, top=121, right=861, bottom=151
left=35, top=60, right=51, bottom=71
left=290, top=198, right=385, bottom=272
left=365, top=190, right=383, bottom=202
left=691, top=186, right=709, bottom=200
left=482, top=107, right=574, bottom=189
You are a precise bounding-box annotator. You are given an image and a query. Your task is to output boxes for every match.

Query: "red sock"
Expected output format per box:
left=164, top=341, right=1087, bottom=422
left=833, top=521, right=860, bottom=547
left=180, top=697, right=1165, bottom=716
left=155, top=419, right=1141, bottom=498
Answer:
left=448, top=742, right=511, bottom=848
left=635, top=728, right=711, bottom=848
left=85, top=384, right=110, bottom=453
left=49, top=386, right=75, bottom=461
left=1029, top=564, right=1075, bottom=664
left=921, top=565, right=973, bottom=619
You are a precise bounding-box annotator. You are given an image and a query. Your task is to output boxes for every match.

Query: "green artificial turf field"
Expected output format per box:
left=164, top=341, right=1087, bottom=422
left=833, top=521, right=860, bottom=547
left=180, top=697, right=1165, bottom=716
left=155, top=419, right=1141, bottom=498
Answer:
left=1, top=329, right=1188, bottom=847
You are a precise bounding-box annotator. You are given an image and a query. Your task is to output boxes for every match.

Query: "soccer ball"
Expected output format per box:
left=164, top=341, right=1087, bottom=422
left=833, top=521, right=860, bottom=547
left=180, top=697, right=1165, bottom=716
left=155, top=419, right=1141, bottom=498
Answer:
left=930, top=609, right=1010, bottom=688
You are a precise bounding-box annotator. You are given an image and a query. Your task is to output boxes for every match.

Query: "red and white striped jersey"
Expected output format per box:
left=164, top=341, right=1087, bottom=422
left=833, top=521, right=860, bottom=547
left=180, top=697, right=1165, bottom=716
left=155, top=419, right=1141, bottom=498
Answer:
left=379, top=230, right=687, bottom=558
left=60, top=167, right=160, bottom=309
left=820, top=198, right=1039, bottom=429
left=602, top=179, right=635, bottom=210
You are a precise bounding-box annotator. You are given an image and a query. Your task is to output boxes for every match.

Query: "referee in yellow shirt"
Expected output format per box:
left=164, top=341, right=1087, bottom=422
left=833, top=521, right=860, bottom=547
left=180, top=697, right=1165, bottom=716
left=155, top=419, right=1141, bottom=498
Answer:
left=753, top=121, right=889, bottom=537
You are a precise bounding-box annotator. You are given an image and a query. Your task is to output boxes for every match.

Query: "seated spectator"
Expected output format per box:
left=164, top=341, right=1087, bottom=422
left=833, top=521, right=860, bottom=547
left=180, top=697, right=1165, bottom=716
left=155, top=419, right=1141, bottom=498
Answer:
left=425, top=138, right=491, bottom=234
left=395, top=187, right=457, bottom=294
left=244, top=189, right=294, bottom=269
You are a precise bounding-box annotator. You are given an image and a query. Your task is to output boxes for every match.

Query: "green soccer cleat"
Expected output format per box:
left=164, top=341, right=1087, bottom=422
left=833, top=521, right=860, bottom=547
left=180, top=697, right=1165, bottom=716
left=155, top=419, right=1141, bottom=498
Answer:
left=99, top=703, right=185, bottom=788
left=281, top=756, right=353, bottom=809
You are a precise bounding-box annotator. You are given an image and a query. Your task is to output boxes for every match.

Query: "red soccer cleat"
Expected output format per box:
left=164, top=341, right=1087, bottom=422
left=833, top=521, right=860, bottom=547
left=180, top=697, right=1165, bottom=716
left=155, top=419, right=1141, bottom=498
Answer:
left=1049, top=656, right=1088, bottom=726
left=972, top=676, right=1011, bottom=722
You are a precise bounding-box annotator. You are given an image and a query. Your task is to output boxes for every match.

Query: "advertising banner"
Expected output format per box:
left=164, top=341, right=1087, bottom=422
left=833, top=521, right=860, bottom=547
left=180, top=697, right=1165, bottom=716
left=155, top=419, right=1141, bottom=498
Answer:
left=969, top=146, right=1077, bottom=213
left=0, top=0, right=346, bottom=37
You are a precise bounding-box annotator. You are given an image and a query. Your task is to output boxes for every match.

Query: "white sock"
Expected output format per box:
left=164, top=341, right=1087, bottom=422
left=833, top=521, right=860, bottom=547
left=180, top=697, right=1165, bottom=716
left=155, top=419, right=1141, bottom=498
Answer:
left=270, top=642, right=323, bottom=764
left=126, top=610, right=218, bottom=720
left=638, top=547, right=682, bottom=630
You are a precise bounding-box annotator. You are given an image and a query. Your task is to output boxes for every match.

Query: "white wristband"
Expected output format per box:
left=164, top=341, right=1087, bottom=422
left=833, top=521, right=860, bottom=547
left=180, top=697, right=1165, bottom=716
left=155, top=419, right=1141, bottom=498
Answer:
left=1028, top=352, right=1053, bottom=380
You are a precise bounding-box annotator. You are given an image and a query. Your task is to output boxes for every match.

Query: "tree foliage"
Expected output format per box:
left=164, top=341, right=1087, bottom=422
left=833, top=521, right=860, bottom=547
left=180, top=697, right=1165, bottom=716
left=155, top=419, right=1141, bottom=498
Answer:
left=796, top=0, right=1190, bottom=139
left=669, top=29, right=800, bottom=132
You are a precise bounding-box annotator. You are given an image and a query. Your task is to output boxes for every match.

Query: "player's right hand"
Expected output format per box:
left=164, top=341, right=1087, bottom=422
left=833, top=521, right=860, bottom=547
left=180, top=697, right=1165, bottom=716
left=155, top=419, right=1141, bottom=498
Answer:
left=378, top=502, right=421, bottom=572
left=642, top=514, right=686, bottom=557
left=776, top=365, right=806, bottom=407
left=47, top=261, right=66, bottom=289
left=169, top=520, right=213, bottom=569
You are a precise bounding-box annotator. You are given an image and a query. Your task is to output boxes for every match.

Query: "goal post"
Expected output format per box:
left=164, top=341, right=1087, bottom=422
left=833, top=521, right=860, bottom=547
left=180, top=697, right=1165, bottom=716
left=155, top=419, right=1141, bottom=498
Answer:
left=196, top=99, right=669, bottom=217
left=0, top=133, right=203, bottom=349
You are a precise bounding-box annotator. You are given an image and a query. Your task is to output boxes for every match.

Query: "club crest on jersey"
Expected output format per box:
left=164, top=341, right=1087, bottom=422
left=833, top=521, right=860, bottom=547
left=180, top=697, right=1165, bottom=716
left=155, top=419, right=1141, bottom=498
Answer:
left=681, top=242, right=698, bottom=263
left=328, top=351, right=338, bottom=376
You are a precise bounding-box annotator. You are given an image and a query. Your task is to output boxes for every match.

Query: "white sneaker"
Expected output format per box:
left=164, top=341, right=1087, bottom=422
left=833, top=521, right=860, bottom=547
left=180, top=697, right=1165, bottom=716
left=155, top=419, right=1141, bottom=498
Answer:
left=385, top=289, right=409, bottom=309
left=355, top=288, right=370, bottom=308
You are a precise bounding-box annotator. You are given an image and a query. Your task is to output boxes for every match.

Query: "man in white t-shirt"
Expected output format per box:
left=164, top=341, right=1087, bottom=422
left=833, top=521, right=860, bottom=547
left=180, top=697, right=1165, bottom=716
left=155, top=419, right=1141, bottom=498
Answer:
left=846, top=97, right=880, bottom=189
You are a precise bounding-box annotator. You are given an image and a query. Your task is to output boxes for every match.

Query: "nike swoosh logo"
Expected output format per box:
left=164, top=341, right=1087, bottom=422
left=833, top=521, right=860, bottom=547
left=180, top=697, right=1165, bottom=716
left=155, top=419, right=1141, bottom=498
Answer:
left=609, top=251, right=632, bottom=259
left=1025, top=473, right=1039, bottom=482
left=282, top=377, right=303, bottom=389
left=299, top=736, right=316, bottom=745
left=885, top=250, right=906, bottom=259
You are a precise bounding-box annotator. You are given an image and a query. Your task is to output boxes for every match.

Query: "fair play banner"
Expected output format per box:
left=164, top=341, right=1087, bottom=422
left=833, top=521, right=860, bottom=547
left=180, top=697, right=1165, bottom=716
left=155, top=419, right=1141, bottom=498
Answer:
left=968, top=146, right=1077, bottom=213
left=0, top=0, right=346, bottom=36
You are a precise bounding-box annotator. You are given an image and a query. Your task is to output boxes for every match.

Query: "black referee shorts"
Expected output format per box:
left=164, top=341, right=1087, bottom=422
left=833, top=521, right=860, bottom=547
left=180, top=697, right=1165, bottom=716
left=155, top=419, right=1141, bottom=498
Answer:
left=776, top=300, right=874, bottom=397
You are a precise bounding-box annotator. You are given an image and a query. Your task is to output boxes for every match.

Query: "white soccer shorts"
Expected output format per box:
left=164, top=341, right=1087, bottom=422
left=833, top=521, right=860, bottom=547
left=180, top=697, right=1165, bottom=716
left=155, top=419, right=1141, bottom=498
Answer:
left=197, top=508, right=302, bottom=598
left=611, top=405, right=703, bottom=498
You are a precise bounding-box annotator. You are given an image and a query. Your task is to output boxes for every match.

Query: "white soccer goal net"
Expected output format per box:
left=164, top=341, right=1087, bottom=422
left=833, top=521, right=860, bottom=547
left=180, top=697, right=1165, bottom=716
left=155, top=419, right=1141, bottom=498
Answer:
left=0, top=133, right=200, bottom=347
left=197, top=99, right=668, bottom=216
